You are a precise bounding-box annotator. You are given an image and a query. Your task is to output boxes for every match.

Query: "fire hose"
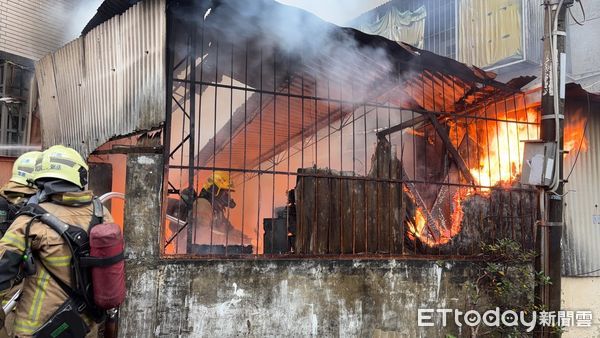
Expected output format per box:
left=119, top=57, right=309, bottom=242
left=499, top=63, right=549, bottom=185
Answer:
left=2, top=192, right=124, bottom=316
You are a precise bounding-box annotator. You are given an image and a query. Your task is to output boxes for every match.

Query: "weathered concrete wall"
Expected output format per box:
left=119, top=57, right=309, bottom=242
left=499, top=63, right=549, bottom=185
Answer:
left=117, top=148, right=494, bottom=337
left=120, top=153, right=163, bottom=336
left=120, top=258, right=483, bottom=337
left=562, top=277, right=600, bottom=337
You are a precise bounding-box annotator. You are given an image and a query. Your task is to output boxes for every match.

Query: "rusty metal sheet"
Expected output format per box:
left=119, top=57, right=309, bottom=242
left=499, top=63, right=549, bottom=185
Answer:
left=34, top=0, right=166, bottom=158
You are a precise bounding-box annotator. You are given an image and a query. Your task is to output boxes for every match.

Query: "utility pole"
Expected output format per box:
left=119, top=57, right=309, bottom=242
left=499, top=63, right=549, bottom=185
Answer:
left=539, top=0, right=570, bottom=336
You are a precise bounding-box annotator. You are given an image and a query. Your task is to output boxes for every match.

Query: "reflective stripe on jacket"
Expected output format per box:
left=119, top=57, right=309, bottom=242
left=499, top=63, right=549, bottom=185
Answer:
left=0, top=196, right=113, bottom=337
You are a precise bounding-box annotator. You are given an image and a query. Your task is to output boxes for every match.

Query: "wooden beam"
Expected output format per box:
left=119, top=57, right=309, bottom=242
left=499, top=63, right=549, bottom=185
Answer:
left=425, top=111, right=476, bottom=186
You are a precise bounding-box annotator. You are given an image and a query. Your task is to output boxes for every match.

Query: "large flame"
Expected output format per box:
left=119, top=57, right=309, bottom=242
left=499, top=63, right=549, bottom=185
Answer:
left=408, top=106, right=590, bottom=247
left=469, top=109, right=539, bottom=188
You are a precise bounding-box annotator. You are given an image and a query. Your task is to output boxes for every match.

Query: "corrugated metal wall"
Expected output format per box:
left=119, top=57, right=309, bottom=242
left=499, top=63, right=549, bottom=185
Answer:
left=563, top=99, right=600, bottom=277
left=34, top=0, right=166, bottom=158
left=524, top=0, right=544, bottom=66
left=0, top=0, right=78, bottom=61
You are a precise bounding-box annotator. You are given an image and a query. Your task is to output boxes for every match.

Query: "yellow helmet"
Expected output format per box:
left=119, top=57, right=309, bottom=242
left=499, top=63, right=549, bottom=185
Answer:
left=10, top=151, right=42, bottom=186
left=203, top=171, right=235, bottom=194
left=33, top=145, right=88, bottom=188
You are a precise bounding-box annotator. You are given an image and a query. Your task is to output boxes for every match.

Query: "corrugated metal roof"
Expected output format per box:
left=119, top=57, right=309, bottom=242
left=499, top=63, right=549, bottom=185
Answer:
left=0, top=0, right=79, bottom=60
left=35, top=0, right=166, bottom=158
left=562, top=84, right=600, bottom=277
left=81, top=0, right=143, bottom=36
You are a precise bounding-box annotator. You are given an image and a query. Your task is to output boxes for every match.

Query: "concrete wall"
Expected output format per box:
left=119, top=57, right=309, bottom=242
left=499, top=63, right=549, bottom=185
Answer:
left=118, top=151, right=501, bottom=337
left=121, top=259, right=485, bottom=337
left=562, top=277, right=600, bottom=337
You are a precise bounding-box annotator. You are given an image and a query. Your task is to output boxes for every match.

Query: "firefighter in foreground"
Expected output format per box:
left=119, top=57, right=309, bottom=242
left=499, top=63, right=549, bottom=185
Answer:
left=0, top=145, right=117, bottom=337
left=176, top=171, right=247, bottom=253
left=0, top=151, right=41, bottom=237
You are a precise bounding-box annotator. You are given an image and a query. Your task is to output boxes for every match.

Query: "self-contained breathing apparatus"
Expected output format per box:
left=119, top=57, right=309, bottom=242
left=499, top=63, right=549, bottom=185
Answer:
left=18, top=198, right=126, bottom=337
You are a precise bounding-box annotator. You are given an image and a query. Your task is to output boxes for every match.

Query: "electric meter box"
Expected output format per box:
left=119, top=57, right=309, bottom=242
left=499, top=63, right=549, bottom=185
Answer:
left=520, top=141, right=556, bottom=187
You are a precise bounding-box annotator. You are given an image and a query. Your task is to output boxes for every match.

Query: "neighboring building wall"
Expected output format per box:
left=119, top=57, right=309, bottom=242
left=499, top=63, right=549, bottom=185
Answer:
left=566, top=0, right=600, bottom=92
left=562, top=277, right=600, bottom=337
left=0, top=0, right=77, bottom=61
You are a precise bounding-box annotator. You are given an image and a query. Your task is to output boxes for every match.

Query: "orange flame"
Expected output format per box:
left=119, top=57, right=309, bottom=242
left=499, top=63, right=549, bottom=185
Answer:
left=469, top=109, right=539, bottom=188
left=409, top=109, right=541, bottom=246
left=564, top=112, right=588, bottom=154
left=408, top=189, right=467, bottom=247
left=408, top=107, right=588, bottom=247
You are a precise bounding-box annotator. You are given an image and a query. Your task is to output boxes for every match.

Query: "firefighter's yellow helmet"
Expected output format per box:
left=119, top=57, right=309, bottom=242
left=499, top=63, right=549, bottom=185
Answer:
left=33, top=145, right=88, bottom=188
left=203, top=171, right=235, bottom=194
left=10, top=151, right=42, bottom=186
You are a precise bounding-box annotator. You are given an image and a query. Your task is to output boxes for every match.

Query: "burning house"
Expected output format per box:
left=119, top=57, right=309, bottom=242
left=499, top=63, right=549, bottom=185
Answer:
left=31, top=0, right=597, bottom=336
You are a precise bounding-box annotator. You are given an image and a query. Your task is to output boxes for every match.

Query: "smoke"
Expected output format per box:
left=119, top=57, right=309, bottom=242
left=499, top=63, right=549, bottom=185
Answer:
left=197, top=0, right=405, bottom=102
left=64, top=0, right=104, bottom=41
left=168, top=0, right=421, bottom=251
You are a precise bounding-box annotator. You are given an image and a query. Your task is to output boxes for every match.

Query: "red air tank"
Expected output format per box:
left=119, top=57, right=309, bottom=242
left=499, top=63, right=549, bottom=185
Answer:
left=88, top=223, right=126, bottom=309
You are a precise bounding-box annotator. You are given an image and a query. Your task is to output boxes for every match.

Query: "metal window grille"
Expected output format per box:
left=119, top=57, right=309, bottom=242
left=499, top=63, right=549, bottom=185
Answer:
left=162, top=1, right=539, bottom=259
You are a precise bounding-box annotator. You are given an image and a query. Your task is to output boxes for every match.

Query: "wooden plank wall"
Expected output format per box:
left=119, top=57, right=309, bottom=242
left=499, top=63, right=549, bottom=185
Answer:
left=295, top=138, right=407, bottom=255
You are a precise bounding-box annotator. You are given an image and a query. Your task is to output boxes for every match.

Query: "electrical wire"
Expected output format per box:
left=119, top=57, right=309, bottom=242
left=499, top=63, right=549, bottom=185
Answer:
left=565, top=92, right=590, bottom=181
left=546, top=0, right=563, bottom=193
left=572, top=267, right=600, bottom=276
left=568, top=0, right=586, bottom=26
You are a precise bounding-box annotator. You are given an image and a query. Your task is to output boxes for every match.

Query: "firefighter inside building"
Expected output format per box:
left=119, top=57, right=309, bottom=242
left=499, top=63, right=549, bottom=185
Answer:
left=174, top=171, right=250, bottom=254
left=0, top=145, right=125, bottom=338
left=0, top=151, right=41, bottom=238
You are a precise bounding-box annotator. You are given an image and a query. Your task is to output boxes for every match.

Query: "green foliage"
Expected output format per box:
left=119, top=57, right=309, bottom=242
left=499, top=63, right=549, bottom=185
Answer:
left=460, top=239, right=551, bottom=337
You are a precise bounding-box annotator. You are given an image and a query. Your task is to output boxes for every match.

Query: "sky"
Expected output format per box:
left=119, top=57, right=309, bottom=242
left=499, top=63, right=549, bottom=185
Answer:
left=275, top=0, right=390, bottom=25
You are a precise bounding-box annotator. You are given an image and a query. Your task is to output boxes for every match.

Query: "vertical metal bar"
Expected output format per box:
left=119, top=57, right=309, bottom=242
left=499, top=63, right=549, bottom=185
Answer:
left=271, top=51, right=277, bottom=257
left=241, top=42, right=249, bottom=250
left=186, top=22, right=198, bottom=255
left=363, top=103, right=368, bottom=253
left=210, top=41, right=220, bottom=254
left=327, top=76, right=331, bottom=254
left=286, top=57, right=292, bottom=254
left=161, top=7, right=176, bottom=255
left=175, top=34, right=190, bottom=254
left=483, top=96, right=496, bottom=240
left=339, top=81, right=344, bottom=255
left=387, top=100, right=392, bottom=255
left=256, top=49, right=264, bottom=255
left=299, top=65, right=305, bottom=254
left=225, top=43, right=235, bottom=255
left=351, top=82, right=356, bottom=255
left=312, top=71, right=318, bottom=255
left=375, top=103, right=380, bottom=252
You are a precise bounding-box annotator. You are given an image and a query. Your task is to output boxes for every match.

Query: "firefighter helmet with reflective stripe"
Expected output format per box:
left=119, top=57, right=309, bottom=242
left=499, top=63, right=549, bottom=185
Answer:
left=33, top=145, right=88, bottom=188
left=203, top=171, right=235, bottom=194
left=10, top=151, right=42, bottom=186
